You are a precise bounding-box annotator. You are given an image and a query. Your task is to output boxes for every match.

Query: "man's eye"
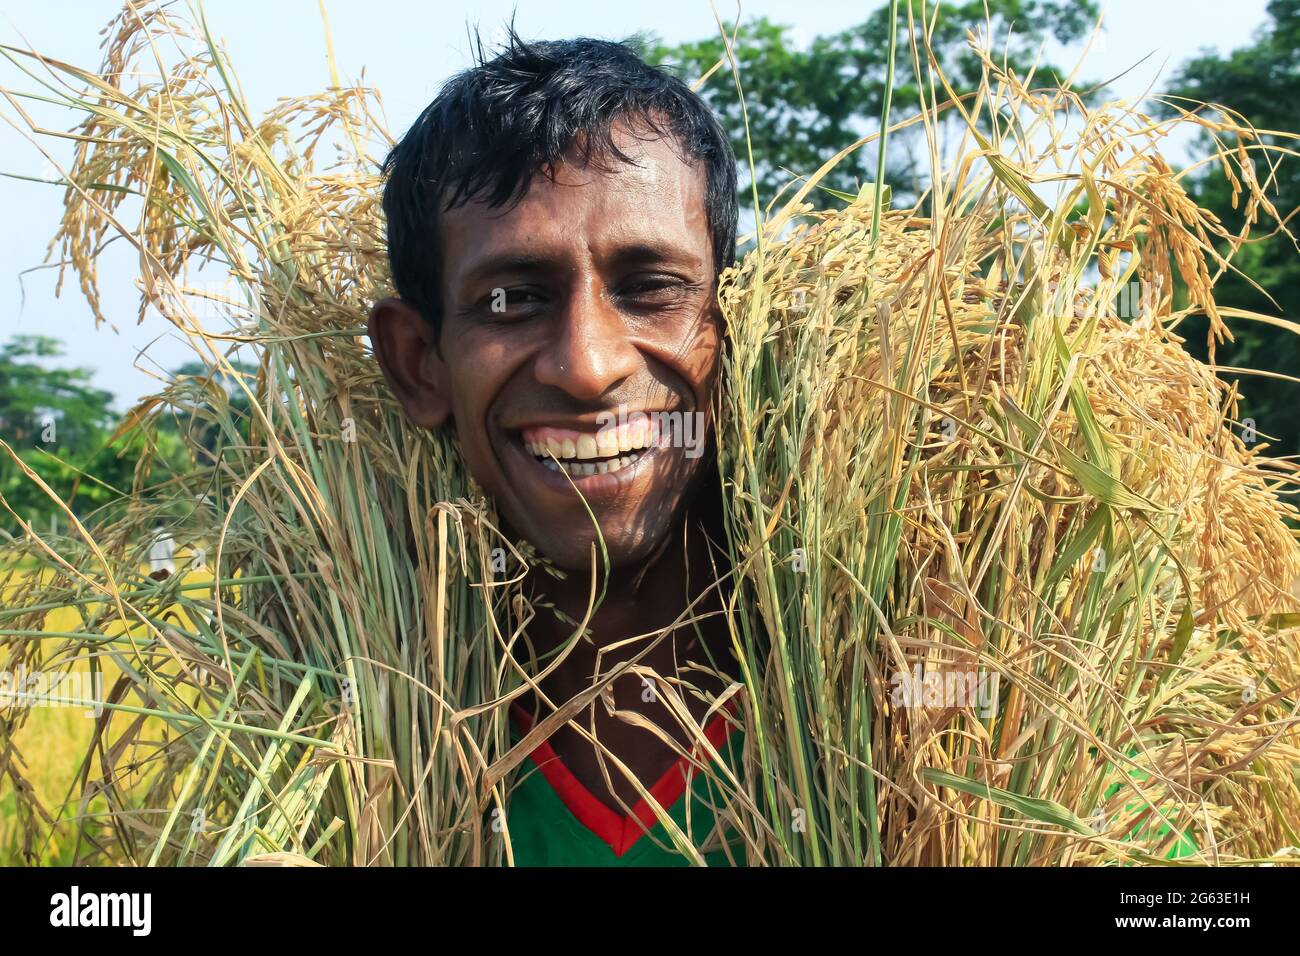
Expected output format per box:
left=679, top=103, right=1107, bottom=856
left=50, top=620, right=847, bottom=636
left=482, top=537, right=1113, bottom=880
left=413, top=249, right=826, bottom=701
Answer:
left=480, top=287, right=546, bottom=315
left=619, top=277, right=691, bottom=303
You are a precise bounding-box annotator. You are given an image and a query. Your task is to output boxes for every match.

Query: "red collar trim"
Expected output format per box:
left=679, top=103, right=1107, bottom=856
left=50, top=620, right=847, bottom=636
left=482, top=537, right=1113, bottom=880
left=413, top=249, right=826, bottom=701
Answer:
left=510, top=700, right=738, bottom=858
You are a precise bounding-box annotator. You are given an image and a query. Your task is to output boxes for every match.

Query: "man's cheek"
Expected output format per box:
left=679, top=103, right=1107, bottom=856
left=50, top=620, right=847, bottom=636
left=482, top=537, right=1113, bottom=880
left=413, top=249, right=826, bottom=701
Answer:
left=445, top=396, right=494, bottom=484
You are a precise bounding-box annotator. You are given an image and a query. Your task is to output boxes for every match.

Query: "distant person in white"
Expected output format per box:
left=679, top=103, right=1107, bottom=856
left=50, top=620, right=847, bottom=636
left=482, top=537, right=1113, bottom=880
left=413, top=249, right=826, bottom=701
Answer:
left=148, top=526, right=175, bottom=580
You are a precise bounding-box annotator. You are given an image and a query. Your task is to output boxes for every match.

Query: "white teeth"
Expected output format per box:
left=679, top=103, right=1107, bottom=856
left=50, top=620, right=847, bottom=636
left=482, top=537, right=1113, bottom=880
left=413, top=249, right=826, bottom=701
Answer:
left=529, top=446, right=645, bottom=478
left=526, top=424, right=658, bottom=461
left=596, top=431, right=620, bottom=457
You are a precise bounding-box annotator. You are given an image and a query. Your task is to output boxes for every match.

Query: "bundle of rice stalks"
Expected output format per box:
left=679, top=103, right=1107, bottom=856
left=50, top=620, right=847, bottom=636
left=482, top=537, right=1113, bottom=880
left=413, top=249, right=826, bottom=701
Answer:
left=1, top=2, right=1298, bottom=865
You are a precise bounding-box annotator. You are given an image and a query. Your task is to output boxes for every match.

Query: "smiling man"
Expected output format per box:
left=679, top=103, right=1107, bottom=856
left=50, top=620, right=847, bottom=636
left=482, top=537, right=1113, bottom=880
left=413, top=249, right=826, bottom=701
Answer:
left=369, top=33, right=745, bottom=865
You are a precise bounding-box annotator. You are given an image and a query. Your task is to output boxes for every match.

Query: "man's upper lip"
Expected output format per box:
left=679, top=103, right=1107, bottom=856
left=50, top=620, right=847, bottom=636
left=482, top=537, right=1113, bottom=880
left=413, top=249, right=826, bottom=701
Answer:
left=500, top=410, right=677, bottom=432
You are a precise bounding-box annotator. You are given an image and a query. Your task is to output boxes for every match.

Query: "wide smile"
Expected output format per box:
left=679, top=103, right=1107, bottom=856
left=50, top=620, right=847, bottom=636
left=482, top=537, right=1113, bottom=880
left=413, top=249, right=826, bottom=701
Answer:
left=524, top=419, right=658, bottom=475
left=502, top=417, right=675, bottom=499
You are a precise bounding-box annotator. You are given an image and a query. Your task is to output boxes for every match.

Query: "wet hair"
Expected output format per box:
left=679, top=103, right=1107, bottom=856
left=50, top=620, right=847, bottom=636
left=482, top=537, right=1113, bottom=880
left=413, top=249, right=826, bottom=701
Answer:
left=380, top=28, right=738, bottom=333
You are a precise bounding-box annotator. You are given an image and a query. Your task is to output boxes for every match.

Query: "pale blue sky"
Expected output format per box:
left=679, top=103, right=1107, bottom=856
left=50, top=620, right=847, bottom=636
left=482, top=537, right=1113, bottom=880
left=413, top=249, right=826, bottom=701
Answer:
left=0, top=0, right=1274, bottom=408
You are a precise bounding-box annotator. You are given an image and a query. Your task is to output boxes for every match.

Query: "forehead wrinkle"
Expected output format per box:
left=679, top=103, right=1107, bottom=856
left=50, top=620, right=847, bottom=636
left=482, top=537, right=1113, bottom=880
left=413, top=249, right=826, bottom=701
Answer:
left=440, top=131, right=710, bottom=292
left=451, top=185, right=706, bottom=277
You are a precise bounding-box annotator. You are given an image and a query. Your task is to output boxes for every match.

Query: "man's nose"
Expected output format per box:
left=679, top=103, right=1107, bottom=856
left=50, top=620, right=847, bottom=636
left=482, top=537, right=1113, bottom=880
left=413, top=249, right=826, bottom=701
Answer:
left=534, top=280, right=640, bottom=400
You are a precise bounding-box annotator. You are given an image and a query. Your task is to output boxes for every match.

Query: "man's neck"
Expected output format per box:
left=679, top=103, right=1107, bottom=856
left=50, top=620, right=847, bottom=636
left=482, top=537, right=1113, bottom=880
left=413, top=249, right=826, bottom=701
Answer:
left=517, top=497, right=736, bottom=812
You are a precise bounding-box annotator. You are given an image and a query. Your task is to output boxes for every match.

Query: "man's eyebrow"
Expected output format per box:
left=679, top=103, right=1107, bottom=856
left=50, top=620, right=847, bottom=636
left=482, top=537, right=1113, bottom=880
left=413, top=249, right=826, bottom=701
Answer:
left=461, top=253, right=555, bottom=286
left=459, top=242, right=705, bottom=288
left=607, top=241, right=703, bottom=269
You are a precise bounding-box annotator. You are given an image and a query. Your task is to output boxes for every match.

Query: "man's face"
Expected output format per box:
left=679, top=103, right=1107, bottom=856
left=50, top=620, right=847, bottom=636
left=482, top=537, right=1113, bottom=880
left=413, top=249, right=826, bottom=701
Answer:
left=373, top=123, right=721, bottom=571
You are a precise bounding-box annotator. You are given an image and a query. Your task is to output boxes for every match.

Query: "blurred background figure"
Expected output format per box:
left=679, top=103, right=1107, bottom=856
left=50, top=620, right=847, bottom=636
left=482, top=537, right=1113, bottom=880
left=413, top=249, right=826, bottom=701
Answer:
left=148, top=525, right=174, bottom=580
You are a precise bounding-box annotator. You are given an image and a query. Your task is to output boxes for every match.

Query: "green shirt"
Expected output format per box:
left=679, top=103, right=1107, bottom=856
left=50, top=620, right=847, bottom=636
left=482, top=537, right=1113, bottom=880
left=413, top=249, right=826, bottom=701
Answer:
left=504, top=704, right=745, bottom=867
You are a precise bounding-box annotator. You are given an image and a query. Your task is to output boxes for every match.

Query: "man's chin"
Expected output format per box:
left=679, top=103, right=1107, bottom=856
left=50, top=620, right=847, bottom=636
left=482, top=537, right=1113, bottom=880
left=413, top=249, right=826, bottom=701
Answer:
left=523, top=525, right=670, bottom=575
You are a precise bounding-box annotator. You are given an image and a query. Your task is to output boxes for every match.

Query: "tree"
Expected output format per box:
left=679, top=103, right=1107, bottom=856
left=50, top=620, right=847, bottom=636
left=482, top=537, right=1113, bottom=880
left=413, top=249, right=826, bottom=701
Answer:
left=643, top=0, right=1100, bottom=210
left=0, top=335, right=115, bottom=450
left=0, top=335, right=190, bottom=534
left=1161, top=0, right=1300, bottom=458
left=0, top=333, right=258, bottom=539
left=0, top=335, right=118, bottom=532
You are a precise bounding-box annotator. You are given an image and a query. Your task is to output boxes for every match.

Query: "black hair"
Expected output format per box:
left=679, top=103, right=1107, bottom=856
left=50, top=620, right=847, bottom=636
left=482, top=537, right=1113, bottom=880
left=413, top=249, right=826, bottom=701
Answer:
left=380, top=28, right=738, bottom=333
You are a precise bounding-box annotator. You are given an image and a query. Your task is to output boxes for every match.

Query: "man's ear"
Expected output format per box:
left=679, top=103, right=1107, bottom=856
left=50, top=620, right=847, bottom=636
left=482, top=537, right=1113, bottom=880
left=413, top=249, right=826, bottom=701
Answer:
left=368, top=297, right=451, bottom=429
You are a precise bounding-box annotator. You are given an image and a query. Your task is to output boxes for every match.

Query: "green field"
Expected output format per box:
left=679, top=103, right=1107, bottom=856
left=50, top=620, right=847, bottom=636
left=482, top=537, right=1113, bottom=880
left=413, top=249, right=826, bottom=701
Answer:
left=1, top=561, right=212, bottom=865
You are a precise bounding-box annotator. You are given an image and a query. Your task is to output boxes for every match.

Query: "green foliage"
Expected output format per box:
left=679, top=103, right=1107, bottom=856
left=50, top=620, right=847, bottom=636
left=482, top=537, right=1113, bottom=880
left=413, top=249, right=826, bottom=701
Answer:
left=0, top=334, right=118, bottom=533
left=0, top=335, right=115, bottom=448
left=0, top=335, right=191, bottom=535
left=642, top=0, right=1100, bottom=209
left=1162, top=0, right=1300, bottom=457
